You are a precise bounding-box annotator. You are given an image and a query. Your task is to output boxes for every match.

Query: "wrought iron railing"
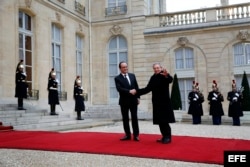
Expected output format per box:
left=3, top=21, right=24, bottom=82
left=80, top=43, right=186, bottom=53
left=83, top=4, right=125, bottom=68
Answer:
left=105, top=5, right=127, bottom=16
left=27, top=89, right=39, bottom=100
left=58, top=91, right=67, bottom=101
left=75, top=1, right=85, bottom=15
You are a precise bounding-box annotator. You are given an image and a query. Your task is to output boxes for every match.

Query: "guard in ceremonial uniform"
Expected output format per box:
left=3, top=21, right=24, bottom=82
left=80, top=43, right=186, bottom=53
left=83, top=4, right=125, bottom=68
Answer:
left=15, top=60, right=28, bottom=110
left=188, top=81, right=204, bottom=124
left=227, top=80, right=243, bottom=126
left=47, top=68, right=59, bottom=115
left=74, top=76, right=85, bottom=120
left=207, top=80, right=224, bottom=125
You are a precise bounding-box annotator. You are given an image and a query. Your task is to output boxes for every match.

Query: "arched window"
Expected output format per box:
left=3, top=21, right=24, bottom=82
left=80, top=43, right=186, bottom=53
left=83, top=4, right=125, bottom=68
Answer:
left=108, top=36, right=128, bottom=101
left=175, top=47, right=194, bottom=69
left=76, top=34, right=83, bottom=79
left=233, top=42, right=250, bottom=66
left=174, top=47, right=194, bottom=110
left=19, top=11, right=33, bottom=90
left=51, top=24, right=62, bottom=91
left=233, top=42, right=250, bottom=88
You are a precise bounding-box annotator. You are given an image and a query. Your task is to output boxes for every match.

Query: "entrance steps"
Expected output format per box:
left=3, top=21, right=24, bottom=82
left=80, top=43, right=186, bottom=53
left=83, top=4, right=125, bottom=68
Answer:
left=0, top=103, right=115, bottom=131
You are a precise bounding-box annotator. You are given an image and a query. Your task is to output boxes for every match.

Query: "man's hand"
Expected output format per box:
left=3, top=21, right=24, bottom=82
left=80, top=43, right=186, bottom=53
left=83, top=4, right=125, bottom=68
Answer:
left=129, top=89, right=137, bottom=95
left=160, top=68, right=168, bottom=77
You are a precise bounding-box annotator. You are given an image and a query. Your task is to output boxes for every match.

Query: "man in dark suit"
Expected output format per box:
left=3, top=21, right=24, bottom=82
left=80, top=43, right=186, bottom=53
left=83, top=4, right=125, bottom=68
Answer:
left=114, top=61, right=140, bottom=141
left=137, top=63, right=175, bottom=144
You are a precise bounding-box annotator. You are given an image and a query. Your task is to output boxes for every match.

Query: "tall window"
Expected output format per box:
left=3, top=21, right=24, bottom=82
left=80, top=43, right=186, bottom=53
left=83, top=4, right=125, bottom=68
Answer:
left=233, top=42, right=250, bottom=66
left=178, top=78, right=194, bottom=110
left=19, top=11, right=33, bottom=90
left=234, top=74, right=250, bottom=89
left=108, top=36, right=128, bottom=101
left=106, top=0, right=127, bottom=15
left=51, top=24, right=62, bottom=91
left=108, top=0, right=126, bottom=8
left=175, top=47, right=194, bottom=69
left=76, top=34, right=83, bottom=79
left=175, top=47, right=194, bottom=111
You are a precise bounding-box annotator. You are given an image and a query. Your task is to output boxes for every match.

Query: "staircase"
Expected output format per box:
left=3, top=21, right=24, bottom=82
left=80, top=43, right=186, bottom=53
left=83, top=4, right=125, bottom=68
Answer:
left=0, top=103, right=115, bottom=131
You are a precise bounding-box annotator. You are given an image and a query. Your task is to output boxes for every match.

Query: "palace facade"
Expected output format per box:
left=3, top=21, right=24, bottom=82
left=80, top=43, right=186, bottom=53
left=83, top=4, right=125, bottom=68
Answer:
left=1, top=0, right=250, bottom=115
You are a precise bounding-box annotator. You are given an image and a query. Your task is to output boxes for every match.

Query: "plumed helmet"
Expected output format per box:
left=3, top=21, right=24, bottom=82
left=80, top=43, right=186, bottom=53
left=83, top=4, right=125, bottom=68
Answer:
left=192, top=80, right=196, bottom=89
left=195, top=82, right=199, bottom=90
left=232, top=80, right=236, bottom=89
left=212, top=80, right=217, bottom=88
left=48, top=68, right=55, bottom=79
left=16, top=60, right=24, bottom=72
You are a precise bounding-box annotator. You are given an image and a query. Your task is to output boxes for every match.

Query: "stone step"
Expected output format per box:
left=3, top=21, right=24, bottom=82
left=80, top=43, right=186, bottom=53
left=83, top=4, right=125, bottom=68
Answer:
left=14, top=119, right=115, bottom=131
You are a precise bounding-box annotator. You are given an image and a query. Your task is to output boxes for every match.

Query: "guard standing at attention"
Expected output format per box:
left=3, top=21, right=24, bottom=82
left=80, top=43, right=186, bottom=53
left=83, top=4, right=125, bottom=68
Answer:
left=15, top=60, right=28, bottom=110
left=47, top=68, right=59, bottom=115
left=207, top=80, right=224, bottom=125
left=74, top=76, right=85, bottom=120
left=188, top=81, right=204, bottom=124
left=227, top=80, right=244, bottom=126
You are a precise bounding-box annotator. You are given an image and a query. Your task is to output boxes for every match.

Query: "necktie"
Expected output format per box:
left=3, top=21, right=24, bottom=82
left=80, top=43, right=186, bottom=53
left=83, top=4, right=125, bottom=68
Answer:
left=124, top=74, right=130, bottom=85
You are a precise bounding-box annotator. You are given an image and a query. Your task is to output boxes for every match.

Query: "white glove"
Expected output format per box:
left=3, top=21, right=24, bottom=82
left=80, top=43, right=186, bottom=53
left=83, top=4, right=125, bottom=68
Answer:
left=193, top=98, right=197, bottom=101
left=235, top=93, right=239, bottom=97
left=213, top=93, right=218, bottom=98
left=195, top=94, right=199, bottom=99
left=212, top=97, right=217, bottom=100
left=233, top=97, right=238, bottom=101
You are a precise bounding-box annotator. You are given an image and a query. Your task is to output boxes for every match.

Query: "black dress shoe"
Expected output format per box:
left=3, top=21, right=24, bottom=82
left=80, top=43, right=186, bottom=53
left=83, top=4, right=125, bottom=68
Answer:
left=162, top=138, right=171, bottom=144
left=133, top=136, right=140, bottom=141
left=156, top=138, right=163, bottom=143
left=120, top=136, right=131, bottom=141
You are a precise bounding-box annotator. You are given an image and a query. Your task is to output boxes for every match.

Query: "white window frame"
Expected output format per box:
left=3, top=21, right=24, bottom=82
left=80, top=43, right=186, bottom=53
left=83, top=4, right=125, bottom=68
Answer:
left=76, top=34, right=83, bottom=79
left=175, top=47, right=194, bottom=70
left=18, top=11, right=33, bottom=89
left=233, top=42, right=250, bottom=66
left=51, top=24, right=62, bottom=91
left=108, top=36, right=128, bottom=102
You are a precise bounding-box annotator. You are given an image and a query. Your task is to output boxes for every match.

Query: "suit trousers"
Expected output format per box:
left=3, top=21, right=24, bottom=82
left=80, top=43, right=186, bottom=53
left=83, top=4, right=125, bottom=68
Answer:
left=159, top=123, right=171, bottom=139
left=120, top=105, right=139, bottom=137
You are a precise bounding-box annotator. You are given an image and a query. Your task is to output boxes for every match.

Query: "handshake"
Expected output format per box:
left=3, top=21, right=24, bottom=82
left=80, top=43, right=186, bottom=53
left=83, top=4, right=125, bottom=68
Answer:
left=129, top=89, right=137, bottom=95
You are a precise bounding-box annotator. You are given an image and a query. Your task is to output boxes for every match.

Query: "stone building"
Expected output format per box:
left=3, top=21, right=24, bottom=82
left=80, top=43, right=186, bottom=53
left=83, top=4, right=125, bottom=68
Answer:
left=0, top=0, right=250, bottom=117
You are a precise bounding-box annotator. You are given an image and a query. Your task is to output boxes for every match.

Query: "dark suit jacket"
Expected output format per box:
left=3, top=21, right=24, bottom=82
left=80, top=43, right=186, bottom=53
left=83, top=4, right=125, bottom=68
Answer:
left=114, top=73, right=140, bottom=106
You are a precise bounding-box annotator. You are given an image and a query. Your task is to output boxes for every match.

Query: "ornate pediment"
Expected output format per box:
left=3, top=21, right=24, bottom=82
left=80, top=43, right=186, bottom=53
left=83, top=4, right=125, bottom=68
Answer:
left=110, top=25, right=122, bottom=35
left=237, top=30, right=249, bottom=41
left=25, top=0, right=32, bottom=8
left=177, top=37, right=189, bottom=46
left=55, top=12, right=61, bottom=22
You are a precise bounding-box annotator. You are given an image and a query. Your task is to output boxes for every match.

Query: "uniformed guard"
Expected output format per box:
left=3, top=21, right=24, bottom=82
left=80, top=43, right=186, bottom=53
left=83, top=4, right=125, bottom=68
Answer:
left=207, top=80, right=224, bottom=125
left=74, top=76, right=85, bottom=120
left=47, top=68, right=59, bottom=115
left=188, top=81, right=204, bottom=124
left=15, top=60, right=28, bottom=110
left=227, top=80, right=244, bottom=126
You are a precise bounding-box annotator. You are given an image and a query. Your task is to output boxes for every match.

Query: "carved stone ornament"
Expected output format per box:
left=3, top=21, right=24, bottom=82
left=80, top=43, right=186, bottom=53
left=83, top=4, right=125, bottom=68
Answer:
left=237, top=30, right=249, bottom=41
left=110, top=25, right=122, bottom=35
left=79, top=23, right=83, bottom=32
left=55, top=12, right=61, bottom=22
left=177, top=37, right=189, bottom=46
left=25, top=0, right=32, bottom=8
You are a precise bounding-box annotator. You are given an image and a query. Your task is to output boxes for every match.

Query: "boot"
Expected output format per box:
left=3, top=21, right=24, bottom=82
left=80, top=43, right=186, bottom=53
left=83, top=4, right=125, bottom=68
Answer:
left=77, top=111, right=83, bottom=120
left=18, top=98, right=26, bottom=110
left=50, top=105, right=58, bottom=115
